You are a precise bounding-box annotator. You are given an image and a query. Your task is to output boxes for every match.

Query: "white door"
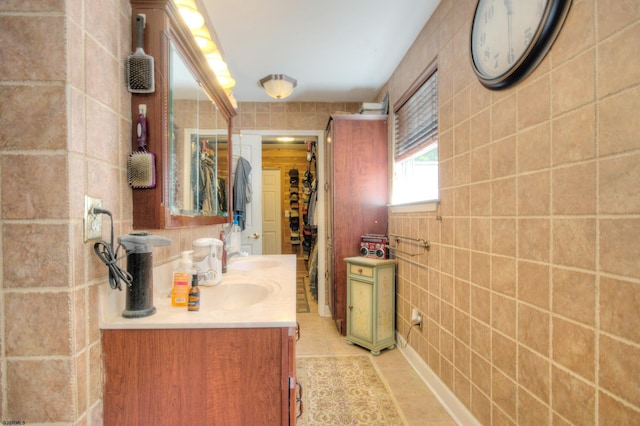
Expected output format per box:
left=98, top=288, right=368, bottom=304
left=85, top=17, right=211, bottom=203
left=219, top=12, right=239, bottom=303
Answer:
left=262, top=169, right=282, bottom=254
left=231, top=133, right=262, bottom=255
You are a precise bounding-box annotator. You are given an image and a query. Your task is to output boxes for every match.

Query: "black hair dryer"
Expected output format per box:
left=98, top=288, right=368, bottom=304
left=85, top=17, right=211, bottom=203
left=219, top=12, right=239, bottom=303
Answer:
left=118, top=232, right=172, bottom=318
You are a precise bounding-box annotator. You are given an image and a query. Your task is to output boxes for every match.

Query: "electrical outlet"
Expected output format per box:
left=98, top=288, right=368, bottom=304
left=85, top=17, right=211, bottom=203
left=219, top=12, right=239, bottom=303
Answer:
left=411, top=308, right=423, bottom=331
left=411, top=308, right=420, bottom=322
left=84, top=195, right=103, bottom=242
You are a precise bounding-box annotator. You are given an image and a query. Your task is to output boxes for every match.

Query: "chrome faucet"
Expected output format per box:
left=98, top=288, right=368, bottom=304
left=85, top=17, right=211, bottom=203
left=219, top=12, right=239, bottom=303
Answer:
left=223, top=223, right=247, bottom=258
left=225, top=245, right=245, bottom=258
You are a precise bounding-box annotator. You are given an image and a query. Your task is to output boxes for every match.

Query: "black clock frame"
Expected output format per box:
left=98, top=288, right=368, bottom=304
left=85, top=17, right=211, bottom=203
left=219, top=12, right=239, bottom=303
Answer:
left=470, top=0, right=573, bottom=90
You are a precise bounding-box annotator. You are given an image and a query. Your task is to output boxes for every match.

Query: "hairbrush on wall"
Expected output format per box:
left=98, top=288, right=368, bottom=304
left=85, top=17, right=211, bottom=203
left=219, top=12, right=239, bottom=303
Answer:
left=127, top=105, right=156, bottom=189
left=126, top=14, right=155, bottom=93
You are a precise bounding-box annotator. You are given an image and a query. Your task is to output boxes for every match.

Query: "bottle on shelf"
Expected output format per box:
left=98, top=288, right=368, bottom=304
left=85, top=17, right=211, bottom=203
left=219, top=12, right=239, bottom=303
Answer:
left=188, top=274, right=200, bottom=311
left=172, top=250, right=193, bottom=307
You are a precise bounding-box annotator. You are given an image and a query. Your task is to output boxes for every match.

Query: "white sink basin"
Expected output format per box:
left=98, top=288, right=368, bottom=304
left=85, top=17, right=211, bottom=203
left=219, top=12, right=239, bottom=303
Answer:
left=204, top=279, right=280, bottom=310
left=228, top=257, right=284, bottom=271
left=100, top=254, right=297, bottom=329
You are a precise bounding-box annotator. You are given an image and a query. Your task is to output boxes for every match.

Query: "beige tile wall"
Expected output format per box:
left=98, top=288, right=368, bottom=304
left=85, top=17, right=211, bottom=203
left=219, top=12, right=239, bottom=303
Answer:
left=388, top=0, right=640, bottom=424
left=234, top=101, right=360, bottom=131
left=0, top=0, right=136, bottom=423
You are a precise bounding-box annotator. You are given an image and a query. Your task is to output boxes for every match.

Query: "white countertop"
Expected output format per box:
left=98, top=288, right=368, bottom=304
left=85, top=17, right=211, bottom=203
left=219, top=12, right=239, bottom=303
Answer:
left=99, top=254, right=297, bottom=329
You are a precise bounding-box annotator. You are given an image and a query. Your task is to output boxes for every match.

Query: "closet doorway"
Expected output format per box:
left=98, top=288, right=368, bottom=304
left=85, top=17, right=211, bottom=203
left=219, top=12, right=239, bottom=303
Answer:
left=248, top=130, right=329, bottom=317
left=262, top=136, right=310, bottom=255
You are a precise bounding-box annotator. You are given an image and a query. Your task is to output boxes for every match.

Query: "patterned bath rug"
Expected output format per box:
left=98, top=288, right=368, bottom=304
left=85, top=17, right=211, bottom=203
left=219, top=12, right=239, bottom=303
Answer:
left=296, top=355, right=406, bottom=425
left=297, top=275, right=310, bottom=313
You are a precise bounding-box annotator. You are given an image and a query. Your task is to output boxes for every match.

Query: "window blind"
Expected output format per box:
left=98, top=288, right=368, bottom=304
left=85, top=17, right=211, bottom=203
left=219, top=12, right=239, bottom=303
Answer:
left=394, top=69, right=438, bottom=161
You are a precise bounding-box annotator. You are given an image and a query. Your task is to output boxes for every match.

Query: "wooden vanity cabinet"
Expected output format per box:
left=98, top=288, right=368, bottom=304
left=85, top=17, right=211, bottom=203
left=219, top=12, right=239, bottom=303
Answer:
left=324, top=114, right=389, bottom=335
left=102, top=327, right=297, bottom=425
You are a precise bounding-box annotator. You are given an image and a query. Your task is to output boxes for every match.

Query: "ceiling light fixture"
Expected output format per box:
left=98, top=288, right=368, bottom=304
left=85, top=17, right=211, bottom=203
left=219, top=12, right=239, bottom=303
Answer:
left=259, top=74, right=297, bottom=100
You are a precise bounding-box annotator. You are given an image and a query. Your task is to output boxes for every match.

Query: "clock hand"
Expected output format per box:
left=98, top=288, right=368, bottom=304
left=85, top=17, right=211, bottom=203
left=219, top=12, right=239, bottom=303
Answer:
left=504, top=0, right=514, bottom=65
left=504, top=0, right=513, bottom=14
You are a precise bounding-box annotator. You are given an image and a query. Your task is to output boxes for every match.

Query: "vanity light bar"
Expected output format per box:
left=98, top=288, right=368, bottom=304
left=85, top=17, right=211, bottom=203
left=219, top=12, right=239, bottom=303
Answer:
left=173, top=0, right=237, bottom=103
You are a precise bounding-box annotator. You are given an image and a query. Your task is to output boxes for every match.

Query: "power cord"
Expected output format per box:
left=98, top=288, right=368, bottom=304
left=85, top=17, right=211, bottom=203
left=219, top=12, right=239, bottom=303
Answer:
left=91, top=207, right=131, bottom=291
left=401, top=319, right=422, bottom=348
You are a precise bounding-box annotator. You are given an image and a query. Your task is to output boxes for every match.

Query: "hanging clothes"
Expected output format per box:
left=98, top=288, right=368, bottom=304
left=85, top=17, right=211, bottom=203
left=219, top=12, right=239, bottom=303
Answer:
left=217, top=177, right=227, bottom=213
left=233, top=156, right=252, bottom=230
left=190, top=139, right=219, bottom=215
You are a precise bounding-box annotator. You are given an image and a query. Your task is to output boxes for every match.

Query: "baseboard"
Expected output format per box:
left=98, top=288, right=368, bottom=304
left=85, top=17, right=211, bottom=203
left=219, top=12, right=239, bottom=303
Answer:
left=396, top=333, right=481, bottom=426
left=319, top=304, right=331, bottom=317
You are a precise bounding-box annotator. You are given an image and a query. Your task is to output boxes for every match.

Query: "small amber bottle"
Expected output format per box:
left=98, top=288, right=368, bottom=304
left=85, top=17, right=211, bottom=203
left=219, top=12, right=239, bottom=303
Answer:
left=188, top=274, right=200, bottom=311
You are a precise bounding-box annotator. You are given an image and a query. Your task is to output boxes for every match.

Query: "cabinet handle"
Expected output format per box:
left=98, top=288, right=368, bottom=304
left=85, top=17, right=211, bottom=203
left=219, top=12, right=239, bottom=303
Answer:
left=348, top=305, right=353, bottom=310
left=296, top=380, right=304, bottom=419
left=357, top=268, right=363, bottom=273
left=295, top=322, right=301, bottom=342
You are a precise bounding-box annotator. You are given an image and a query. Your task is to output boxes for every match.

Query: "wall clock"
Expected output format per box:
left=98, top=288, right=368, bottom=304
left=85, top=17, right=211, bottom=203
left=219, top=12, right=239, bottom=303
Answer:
left=470, top=0, right=572, bottom=90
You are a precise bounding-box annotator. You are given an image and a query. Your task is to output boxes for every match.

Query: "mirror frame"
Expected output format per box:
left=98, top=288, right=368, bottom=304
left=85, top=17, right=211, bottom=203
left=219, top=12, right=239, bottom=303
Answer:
left=130, top=0, right=236, bottom=229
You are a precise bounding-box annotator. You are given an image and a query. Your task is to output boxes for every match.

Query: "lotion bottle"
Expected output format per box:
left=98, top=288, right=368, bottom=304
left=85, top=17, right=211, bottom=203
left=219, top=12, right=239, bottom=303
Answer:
left=172, top=250, right=193, bottom=307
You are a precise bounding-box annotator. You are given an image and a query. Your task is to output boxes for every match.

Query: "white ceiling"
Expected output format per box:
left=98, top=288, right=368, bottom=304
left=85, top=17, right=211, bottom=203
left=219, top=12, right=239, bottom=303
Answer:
left=199, top=0, right=441, bottom=103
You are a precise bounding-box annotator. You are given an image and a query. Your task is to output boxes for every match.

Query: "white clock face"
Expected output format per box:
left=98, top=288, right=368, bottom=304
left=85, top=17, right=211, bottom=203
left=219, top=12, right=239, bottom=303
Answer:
left=471, top=0, right=550, bottom=79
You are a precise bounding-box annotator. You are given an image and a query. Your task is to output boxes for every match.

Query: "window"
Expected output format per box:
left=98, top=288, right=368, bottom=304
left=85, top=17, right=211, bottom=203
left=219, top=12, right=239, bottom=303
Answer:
left=392, top=62, right=438, bottom=205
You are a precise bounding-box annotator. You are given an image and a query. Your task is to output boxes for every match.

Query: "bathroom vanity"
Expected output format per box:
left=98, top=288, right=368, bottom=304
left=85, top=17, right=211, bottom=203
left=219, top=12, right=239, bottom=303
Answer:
left=100, top=255, right=298, bottom=425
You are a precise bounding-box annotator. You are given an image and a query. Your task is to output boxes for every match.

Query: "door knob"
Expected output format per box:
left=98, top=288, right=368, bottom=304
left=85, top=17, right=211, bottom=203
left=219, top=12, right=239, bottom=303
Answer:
left=249, top=232, right=260, bottom=239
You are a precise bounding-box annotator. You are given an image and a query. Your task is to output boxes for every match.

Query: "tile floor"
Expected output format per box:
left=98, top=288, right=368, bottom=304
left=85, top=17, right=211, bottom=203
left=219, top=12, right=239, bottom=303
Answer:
left=297, top=264, right=456, bottom=425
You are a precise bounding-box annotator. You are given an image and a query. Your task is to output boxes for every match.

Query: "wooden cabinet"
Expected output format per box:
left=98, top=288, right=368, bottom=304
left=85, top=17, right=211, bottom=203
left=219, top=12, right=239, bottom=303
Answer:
left=345, top=257, right=396, bottom=355
left=102, top=327, right=296, bottom=425
left=324, top=115, right=388, bottom=335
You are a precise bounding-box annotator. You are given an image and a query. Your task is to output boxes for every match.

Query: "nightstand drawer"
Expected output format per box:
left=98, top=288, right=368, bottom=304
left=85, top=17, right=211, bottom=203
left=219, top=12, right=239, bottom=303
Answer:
left=349, top=264, right=373, bottom=278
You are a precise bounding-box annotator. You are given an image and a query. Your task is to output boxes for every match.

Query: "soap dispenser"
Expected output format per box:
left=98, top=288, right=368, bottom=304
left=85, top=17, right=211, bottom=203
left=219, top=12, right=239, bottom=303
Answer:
left=172, top=250, right=193, bottom=307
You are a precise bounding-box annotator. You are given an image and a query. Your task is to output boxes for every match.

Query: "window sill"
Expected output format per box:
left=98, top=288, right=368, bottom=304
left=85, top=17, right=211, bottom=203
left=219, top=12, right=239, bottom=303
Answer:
left=389, top=200, right=439, bottom=214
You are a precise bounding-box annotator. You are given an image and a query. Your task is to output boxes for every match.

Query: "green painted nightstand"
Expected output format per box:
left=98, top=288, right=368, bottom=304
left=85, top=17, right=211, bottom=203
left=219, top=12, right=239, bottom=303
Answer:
left=344, top=257, right=397, bottom=355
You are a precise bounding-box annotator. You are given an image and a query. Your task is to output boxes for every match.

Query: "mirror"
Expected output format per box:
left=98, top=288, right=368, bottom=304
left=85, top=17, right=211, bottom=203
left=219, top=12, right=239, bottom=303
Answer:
left=168, top=42, right=229, bottom=218
left=129, top=0, right=236, bottom=229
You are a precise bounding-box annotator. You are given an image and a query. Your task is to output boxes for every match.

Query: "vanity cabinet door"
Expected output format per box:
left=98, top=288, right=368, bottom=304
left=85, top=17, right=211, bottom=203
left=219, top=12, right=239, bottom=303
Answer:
left=103, top=327, right=294, bottom=425
left=288, top=328, right=299, bottom=423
